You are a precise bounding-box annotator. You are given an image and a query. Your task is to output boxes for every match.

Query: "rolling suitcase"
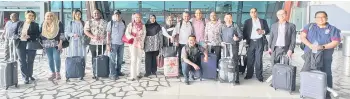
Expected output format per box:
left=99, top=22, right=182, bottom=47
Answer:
left=300, top=70, right=327, bottom=99
left=163, top=57, right=179, bottom=78
left=0, top=39, right=18, bottom=90
left=92, top=45, right=110, bottom=80
left=271, top=56, right=296, bottom=93
left=162, top=41, right=179, bottom=79
left=218, top=43, right=236, bottom=83
left=200, top=44, right=217, bottom=80
left=65, top=38, right=85, bottom=82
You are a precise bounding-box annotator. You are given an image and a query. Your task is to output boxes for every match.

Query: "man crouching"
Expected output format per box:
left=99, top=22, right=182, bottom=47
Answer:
left=181, top=35, right=208, bottom=85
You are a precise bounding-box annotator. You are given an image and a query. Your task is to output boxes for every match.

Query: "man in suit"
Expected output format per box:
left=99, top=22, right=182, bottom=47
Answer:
left=268, top=9, right=296, bottom=66
left=242, top=8, right=270, bottom=82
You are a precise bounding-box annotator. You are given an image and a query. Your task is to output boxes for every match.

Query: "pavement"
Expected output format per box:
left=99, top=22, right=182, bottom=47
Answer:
left=0, top=44, right=349, bottom=99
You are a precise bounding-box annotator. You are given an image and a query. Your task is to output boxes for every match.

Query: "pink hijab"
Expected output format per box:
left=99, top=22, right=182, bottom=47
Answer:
left=131, top=13, right=143, bottom=31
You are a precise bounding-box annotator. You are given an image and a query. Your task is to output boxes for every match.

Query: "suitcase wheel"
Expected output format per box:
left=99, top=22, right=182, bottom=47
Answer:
left=92, top=76, right=96, bottom=79
left=5, top=86, right=9, bottom=90
left=95, top=77, right=99, bottom=81
left=80, top=77, right=84, bottom=80
left=274, top=88, right=277, bottom=90
left=66, top=79, right=70, bottom=82
left=15, top=84, right=18, bottom=88
left=219, top=80, right=223, bottom=83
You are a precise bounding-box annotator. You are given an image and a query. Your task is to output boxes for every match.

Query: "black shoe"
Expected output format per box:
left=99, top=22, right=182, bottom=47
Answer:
left=118, top=73, right=125, bottom=76
left=184, top=79, right=190, bottom=85
left=30, top=77, right=36, bottom=81
left=137, top=75, right=143, bottom=79
left=270, top=84, right=273, bottom=87
left=258, top=79, right=264, bottom=82
left=24, top=80, right=30, bottom=84
left=144, top=74, right=151, bottom=77
left=244, top=77, right=251, bottom=80
left=235, top=81, right=240, bottom=85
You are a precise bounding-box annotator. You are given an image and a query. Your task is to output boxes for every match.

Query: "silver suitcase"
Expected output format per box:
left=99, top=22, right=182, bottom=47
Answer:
left=218, top=43, right=236, bottom=83
left=0, top=39, right=18, bottom=90
left=300, top=70, right=327, bottom=99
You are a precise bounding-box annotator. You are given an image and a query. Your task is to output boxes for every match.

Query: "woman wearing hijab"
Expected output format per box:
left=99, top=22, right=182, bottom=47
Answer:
left=65, top=9, right=86, bottom=58
left=125, top=13, right=146, bottom=81
left=15, top=10, right=40, bottom=84
left=144, top=15, right=163, bottom=77
left=40, top=12, right=64, bottom=80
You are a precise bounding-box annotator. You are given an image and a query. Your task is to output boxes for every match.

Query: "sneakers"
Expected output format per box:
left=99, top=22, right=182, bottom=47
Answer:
left=56, top=72, right=61, bottom=80
left=48, top=73, right=56, bottom=80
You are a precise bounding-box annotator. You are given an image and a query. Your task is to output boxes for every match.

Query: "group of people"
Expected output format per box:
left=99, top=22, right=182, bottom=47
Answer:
left=1, top=7, right=340, bottom=97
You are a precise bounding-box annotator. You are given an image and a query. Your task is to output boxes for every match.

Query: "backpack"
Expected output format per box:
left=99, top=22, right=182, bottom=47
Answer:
left=110, top=20, right=126, bottom=32
left=179, top=21, right=193, bottom=29
left=300, top=23, right=314, bottom=50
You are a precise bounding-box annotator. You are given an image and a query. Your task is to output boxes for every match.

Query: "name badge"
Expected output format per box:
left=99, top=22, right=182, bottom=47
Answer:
left=325, top=29, right=330, bottom=34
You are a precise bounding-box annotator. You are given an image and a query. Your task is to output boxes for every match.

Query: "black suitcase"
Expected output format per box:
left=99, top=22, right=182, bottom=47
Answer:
left=0, top=39, right=18, bottom=90
left=92, top=45, right=109, bottom=80
left=65, top=40, right=85, bottom=82
left=65, top=56, right=85, bottom=81
left=271, top=56, right=296, bottom=93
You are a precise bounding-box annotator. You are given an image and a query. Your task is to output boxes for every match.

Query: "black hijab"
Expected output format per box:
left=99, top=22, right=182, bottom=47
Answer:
left=145, top=15, right=161, bottom=36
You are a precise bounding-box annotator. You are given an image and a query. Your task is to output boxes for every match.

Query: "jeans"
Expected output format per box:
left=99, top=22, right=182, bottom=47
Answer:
left=182, top=62, right=201, bottom=80
left=17, top=41, right=37, bottom=80
left=177, top=44, right=185, bottom=75
left=109, top=44, right=124, bottom=77
left=45, top=47, right=61, bottom=73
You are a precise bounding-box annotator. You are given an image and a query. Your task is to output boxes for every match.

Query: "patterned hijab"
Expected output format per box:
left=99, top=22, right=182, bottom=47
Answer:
left=42, top=12, right=59, bottom=39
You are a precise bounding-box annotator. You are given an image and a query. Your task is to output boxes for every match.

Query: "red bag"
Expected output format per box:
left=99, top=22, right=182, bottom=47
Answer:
left=157, top=55, right=164, bottom=68
left=122, top=33, right=135, bottom=44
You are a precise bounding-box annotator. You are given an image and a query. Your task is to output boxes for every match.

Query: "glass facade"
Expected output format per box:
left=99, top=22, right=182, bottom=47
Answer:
left=0, top=1, right=284, bottom=29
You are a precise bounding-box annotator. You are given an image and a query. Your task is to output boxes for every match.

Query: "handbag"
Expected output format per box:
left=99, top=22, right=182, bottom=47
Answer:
left=162, top=39, right=177, bottom=57
left=62, top=36, right=70, bottom=48
left=122, top=33, right=135, bottom=44
left=157, top=55, right=164, bottom=68
left=26, top=39, right=43, bottom=50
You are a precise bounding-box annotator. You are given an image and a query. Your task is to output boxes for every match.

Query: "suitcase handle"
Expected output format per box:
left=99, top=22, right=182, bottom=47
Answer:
left=221, top=42, right=233, bottom=58
left=9, top=38, right=17, bottom=61
left=280, top=54, right=291, bottom=65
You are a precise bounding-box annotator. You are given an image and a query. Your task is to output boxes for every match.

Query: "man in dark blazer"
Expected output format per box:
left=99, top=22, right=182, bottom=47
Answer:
left=242, top=8, right=270, bottom=82
left=268, top=9, right=296, bottom=66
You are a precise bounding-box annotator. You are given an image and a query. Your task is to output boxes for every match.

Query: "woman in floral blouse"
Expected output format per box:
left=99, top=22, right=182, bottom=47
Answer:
left=125, top=13, right=146, bottom=81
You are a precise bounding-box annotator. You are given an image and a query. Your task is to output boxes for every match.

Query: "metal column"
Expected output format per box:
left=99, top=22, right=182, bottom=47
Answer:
left=236, top=1, right=243, bottom=27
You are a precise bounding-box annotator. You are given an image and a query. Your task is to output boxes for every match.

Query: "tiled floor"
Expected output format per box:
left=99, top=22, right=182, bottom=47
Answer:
left=0, top=45, right=349, bottom=99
